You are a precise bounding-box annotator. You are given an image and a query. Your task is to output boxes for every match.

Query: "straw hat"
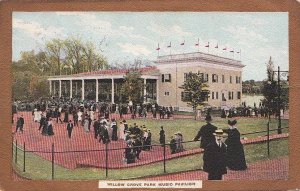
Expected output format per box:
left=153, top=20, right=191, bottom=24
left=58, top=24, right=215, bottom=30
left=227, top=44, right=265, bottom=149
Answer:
left=213, top=129, right=227, bottom=137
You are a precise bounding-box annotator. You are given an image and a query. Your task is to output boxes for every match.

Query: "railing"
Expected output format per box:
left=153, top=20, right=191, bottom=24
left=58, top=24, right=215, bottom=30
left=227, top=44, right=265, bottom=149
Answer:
left=156, top=52, right=242, bottom=66
left=12, top=126, right=289, bottom=180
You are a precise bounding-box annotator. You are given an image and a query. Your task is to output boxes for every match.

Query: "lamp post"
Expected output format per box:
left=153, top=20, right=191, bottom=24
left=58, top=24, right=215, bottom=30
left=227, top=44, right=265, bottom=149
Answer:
left=273, top=66, right=289, bottom=134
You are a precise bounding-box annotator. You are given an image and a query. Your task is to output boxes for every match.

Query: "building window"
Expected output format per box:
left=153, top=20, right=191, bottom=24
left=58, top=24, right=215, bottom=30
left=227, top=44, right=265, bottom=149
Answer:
left=231, top=91, right=234, bottom=100
left=230, top=76, right=232, bottom=83
left=222, top=93, right=226, bottom=101
left=237, top=91, right=241, bottom=99
left=222, top=75, right=225, bottom=83
left=212, top=92, right=214, bottom=99
left=198, top=72, right=204, bottom=82
left=164, top=92, right=170, bottom=96
left=236, top=76, right=241, bottom=84
left=203, top=73, right=209, bottom=82
left=184, top=73, right=188, bottom=82
left=181, top=92, right=189, bottom=101
left=228, top=91, right=231, bottom=100
left=216, top=92, right=218, bottom=100
left=184, top=73, right=191, bottom=82
left=236, top=76, right=238, bottom=83
left=162, top=74, right=171, bottom=82
left=212, top=74, right=218, bottom=83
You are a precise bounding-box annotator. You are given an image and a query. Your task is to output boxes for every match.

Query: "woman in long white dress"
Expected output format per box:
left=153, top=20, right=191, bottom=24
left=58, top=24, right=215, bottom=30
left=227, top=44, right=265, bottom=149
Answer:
left=77, top=111, right=83, bottom=125
left=90, top=110, right=94, bottom=121
left=33, top=109, right=39, bottom=122
left=118, top=122, right=125, bottom=140
left=83, top=117, right=89, bottom=132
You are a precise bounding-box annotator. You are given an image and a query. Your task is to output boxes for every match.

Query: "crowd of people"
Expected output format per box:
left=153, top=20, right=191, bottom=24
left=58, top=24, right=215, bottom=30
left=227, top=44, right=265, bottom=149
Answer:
left=220, top=105, right=281, bottom=118
left=13, top=97, right=248, bottom=177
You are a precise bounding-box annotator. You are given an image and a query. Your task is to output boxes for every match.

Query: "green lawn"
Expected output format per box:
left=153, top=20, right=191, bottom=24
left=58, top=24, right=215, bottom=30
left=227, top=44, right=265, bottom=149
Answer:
left=13, top=138, right=288, bottom=180
left=123, top=117, right=288, bottom=148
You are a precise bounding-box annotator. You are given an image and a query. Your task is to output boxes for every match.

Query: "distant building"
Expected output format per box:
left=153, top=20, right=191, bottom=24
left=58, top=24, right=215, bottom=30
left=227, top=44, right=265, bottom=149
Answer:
left=48, top=52, right=245, bottom=111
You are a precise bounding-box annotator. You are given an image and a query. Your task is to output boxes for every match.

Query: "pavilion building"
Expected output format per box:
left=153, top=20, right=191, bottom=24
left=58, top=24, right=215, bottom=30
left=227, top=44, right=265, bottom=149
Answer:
left=48, top=51, right=245, bottom=111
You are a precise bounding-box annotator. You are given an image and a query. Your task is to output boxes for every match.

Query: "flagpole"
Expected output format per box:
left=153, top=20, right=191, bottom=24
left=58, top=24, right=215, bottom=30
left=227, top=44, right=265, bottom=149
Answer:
left=206, top=42, right=210, bottom=54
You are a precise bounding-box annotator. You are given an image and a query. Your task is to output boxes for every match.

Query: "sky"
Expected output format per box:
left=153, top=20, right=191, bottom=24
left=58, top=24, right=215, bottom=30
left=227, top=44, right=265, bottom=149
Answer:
left=12, top=12, right=288, bottom=81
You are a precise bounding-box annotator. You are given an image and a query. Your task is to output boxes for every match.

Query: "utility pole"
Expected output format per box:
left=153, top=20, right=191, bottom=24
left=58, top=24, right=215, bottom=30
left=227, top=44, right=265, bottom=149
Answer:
left=277, top=66, right=282, bottom=134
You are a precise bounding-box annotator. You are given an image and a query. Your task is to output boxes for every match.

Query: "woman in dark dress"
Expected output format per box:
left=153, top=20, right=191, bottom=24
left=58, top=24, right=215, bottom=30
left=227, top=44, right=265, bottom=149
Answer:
left=111, top=119, right=118, bottom=141
left=159, top=126, right=165, bottom=146
left=47, top=118, right=54, bottom=136
left=63, top=110, right=69, bottom=123
left=223, top=120, right=247, bottom=171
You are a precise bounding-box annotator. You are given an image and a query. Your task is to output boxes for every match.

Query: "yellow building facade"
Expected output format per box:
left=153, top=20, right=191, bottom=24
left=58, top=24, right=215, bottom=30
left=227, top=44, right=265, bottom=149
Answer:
left=155, top=52, right=244, bottom=111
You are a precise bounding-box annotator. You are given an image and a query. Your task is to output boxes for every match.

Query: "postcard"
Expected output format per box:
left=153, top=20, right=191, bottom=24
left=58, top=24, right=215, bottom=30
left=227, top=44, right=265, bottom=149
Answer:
left=1, top=1, right=300, bottom=191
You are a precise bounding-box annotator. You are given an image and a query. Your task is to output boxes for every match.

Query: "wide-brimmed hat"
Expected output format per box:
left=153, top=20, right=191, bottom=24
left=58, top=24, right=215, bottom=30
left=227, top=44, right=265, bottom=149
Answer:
left=175, top=131, right=181, bottom=135
left=205, top=115, right=212, bottom=121
left=228, top=119, right=237, bottom=126
left=213, top=129, right=227, bottom=137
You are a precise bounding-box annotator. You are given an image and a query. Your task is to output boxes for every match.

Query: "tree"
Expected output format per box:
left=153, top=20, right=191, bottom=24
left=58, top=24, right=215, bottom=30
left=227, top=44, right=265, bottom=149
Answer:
left=180, top=72, right=210, bottom=120
left=120, top=71, right=145, bottom=105
left=12, top=36, right=109, bottom=101
left=261, top=57, right=277, bottom=116
left=261, top=57, right=289, bottom=134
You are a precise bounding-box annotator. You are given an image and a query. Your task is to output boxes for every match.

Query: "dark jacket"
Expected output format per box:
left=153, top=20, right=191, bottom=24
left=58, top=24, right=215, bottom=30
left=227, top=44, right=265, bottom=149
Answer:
left=203, top=141, right=227, bottom=175
left=159, top=130, right=165, bottom=144
left=194, top=123, right=217, bottom=149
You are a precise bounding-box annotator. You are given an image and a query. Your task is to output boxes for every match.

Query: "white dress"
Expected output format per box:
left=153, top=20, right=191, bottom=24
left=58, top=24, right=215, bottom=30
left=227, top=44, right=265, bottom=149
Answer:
left=83, top=118, right=89, bottom=132
left=118, top=123, right=125, bottom=140
left=78, top=111, right=83, bottom=121
left=34, top=111, right=42, bottom=122
left=90, top=110, right=94, bottom=121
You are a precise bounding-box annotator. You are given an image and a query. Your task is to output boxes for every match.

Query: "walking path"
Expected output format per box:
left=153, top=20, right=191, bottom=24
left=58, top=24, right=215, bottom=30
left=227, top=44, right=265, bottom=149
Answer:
left=13, top=157, right=288, bottom=181
left=144, top=156, right=288, bottom=180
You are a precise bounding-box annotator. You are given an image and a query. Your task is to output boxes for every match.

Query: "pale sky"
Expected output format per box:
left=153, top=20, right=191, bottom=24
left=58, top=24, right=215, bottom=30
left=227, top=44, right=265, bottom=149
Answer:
left=12, top=12, right=288, bottom=81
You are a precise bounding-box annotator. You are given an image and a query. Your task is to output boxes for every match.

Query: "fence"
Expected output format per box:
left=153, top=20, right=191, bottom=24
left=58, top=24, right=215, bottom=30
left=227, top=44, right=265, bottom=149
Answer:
left=12, top=127, right=289, bottom=180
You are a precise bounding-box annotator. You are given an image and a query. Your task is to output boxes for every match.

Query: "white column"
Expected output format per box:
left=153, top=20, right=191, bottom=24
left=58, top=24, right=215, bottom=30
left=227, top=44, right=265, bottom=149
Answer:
left=49, top=80, right=52, bottom=96
left=70, top=80, right=73, bottom=99
left=96, top=79, right=99, bottom=102
left=111, top=78, right=115, bottom=104
left=143, top=78, right=147, bottom=103
left=75, top=81, right=78, bottom=96
left=82, top=79, right=85, bottom=101
left=59, top=80, right=62, bottom=98
left=53, top=81, right=56, bottom=96
left=156, top=79, right=159, bottom=104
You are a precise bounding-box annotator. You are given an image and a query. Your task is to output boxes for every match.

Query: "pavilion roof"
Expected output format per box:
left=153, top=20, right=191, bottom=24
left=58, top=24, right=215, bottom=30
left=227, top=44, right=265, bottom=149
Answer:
left=50, top=66, right=160, bottom=78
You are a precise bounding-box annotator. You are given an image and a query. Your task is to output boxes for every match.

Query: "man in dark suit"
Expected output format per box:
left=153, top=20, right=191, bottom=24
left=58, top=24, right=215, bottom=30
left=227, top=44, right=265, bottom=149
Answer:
left=19, top=115, right=24, bottom=133
left=132, top=135, right=142, bottom=160
left=203, top=129, right=227, bottom=180
left=93, top=119, right=100, bottom=139
left=193, top=115, right=217, bottom=149
left=67, top=120, right=74, bottom=138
